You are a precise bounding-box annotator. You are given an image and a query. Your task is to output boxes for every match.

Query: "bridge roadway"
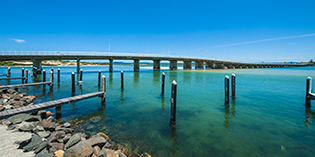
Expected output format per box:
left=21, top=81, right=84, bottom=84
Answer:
left=0, top=51, right=311, bottom=74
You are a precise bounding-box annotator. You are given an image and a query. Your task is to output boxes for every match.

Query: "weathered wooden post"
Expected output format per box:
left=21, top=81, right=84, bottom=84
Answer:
left=231, top=74, right=236, bottom=98
left=56, top=105, right=61, bottom=120
left=25, top=69, right=28, bottom=84
left=71, top=72, right=75, bottom=95
left=7, top=67, right=10, bottom=78
left=57, top=68, right=60, bottom=82
left=225, top=75, right=230, bottom=104
left=161, top=72, right=165, bottom=95
left=121, top=71, right=124, bottom=90
left=98, top=70, right=101, bottom=87
left=170, top=80, right=177, bottom=125
left=80, top=69, right=83, bottom=81
left=50, top=71, right=53, bottom=91
left=306, top=76, right=312, bottom=106
left=22, top=68, right=24, bottom=84
left=51, top=68, right=54, bottom=81
left=43, top=70, right=46, bottom=82
left=22, top=68, right=24, bottom=77
left=102, top=75, right=106, bottom=102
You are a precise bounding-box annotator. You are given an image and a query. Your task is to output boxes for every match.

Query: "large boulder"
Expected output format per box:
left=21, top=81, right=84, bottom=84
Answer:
left=39, top=119, right=56, bottom=131
left=7, top=113, right=41, bottom=124
left=87, top=134, right=106, bottom=148
left=64, top=140, right=94, bottom=157
left=64, top=133, right=81, bottom=150
left=23, top=134, right=43, bottom=152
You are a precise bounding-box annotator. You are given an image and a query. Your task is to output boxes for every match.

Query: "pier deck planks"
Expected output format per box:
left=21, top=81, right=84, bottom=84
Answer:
left=0, top=82, right=52, bottom=89
left=0, top=92, right=104, bottom=119
left=0, top=77, right=26, bottom=80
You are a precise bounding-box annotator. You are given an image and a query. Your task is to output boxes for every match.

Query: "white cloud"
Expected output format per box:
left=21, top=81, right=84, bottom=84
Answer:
left=12, top=39, right=26, bottom=43
left=216, top=33, right=315, bottom=47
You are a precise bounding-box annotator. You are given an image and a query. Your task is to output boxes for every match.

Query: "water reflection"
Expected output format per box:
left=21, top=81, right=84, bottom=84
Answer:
left=231, top=99, right=236, bottom=116
left=160, top=96, right=165, bottom=114
left=223, top=105, right=230, bottom=131
left=120, top=90, right=124, bottom=101
left=304, top=106, right=315, bottom=129
left=109, top=72, right=113, bottom=85
left=153, top=71, right=159, bottom=84
left=134, top=72, right=139, bottom=84
left=170, top=125, right=178, bottom=157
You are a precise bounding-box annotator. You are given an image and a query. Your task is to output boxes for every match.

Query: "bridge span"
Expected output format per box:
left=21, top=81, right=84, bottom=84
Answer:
left=0, top=51, right=312, bottom=74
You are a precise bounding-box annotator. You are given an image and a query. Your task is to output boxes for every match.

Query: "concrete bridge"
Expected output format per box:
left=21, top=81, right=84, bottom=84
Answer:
left=0, top=51, right=312, bottom=74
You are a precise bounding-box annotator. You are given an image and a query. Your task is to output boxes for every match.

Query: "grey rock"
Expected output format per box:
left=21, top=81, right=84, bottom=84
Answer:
left=4, top=105, right=13, bottom=110
left=64, top=133, right=81, bottom=150
left=7, top=114, right=30, bottom=124
left=26, top=99, right=32, bottom=104
left=34, top=149, right=54, bottom=157
left=64, top=140, right=93, bottom=157
left=56, top=126, right=74, bottom=133
left=33, top=125, right=45, bottom=132
left=48, top=131, right=66, bottom=143
left=34, top=141, right=48, bottom=154
left=18, top=121, right=35, bottom=132
left=20, top=98, right=27, bottom=102
left=97, top=148, right=110, bottom=157
left=37, top=131, right=50, bottom=138
left=62, top=122, right=71, bottom=128
left=23, top=134, right=43, bottom=152
left=87, top=134, right=106, bottom=148
left=3, top=99, right=8, bottom=103
left=46, top=116, right=55, bottom=122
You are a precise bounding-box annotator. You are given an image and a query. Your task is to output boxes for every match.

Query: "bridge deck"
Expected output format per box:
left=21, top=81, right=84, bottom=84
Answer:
left=0, top=77, right=26, bottom=80
left=0, top=92, right=104, bottom=118
left=0, top=82, right=52, bottom=89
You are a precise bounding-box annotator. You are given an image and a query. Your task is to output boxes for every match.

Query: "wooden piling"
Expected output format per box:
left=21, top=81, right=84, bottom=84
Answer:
left=71, top=72, right=75, bottom=95
left=161, top=72, right=165, bottom=94
left=80, top=69, right=83, bottom=81
left=171, top=80, right=177, bottom=125
left=102, top=75, right=106, bottom=102
left=50, top=71, right=53, bottom=91
left=231, top=74, right=235, bottom=98
left=22, top=68, right=24, bottom=77
left=43, top=70, right=46, bottom=83
left=57, top=68, right=60, bottom=82
left=98, top=70, right=101, bottom=87
left=225, top=75, right=229, bottom=104
left=22, top=68, right=24, bottom=84
left=25, top=69, right=28, bottom=84
left=306, top=76, right=312, bottom=106
left=51, top=68, right=54, bottom=82
left=56, top=105, right=61, bottom=120
left=121, top=71, right=124, bottom=89
left=7, top=67, right=10, bottom=78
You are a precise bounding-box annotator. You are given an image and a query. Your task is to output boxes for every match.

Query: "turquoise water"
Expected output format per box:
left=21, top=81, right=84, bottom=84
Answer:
left=1, top=65, right=315, bottom=156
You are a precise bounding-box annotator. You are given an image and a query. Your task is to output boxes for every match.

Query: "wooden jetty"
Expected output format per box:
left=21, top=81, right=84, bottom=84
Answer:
left=0, top=74, right=7, bottom=76
left=0, top=77, right=26, bottom=80
left=0, top=82, right=52, bottom=89
left=0, top=92, right=104, bottom=118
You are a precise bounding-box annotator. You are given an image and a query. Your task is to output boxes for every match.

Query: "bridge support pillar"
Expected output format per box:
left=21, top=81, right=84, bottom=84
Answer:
left=170, top=60, right=177, bottom=70
left=206, top=62, right=214, bottom=69
left=195, top=61, right=204, bottom=70
left=216, top=64, right=225, bottom=69
left=183, top=61, right=192, bottom=70
left=76, top=59, right=80, bottom=73
left=134, top=59, right=140, bottom=72
left=109, top=59, right=113, bottom=72
left=153, top=60, right=160, bottom=71
left=32, top=59, right=42, bottom=74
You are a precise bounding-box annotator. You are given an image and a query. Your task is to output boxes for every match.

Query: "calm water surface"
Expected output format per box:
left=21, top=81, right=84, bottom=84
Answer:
left=1, top=65, right=315, bottom=157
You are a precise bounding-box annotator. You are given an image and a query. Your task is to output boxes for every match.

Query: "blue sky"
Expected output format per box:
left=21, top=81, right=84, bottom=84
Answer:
left=0, top=0, right=314, bottom=63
